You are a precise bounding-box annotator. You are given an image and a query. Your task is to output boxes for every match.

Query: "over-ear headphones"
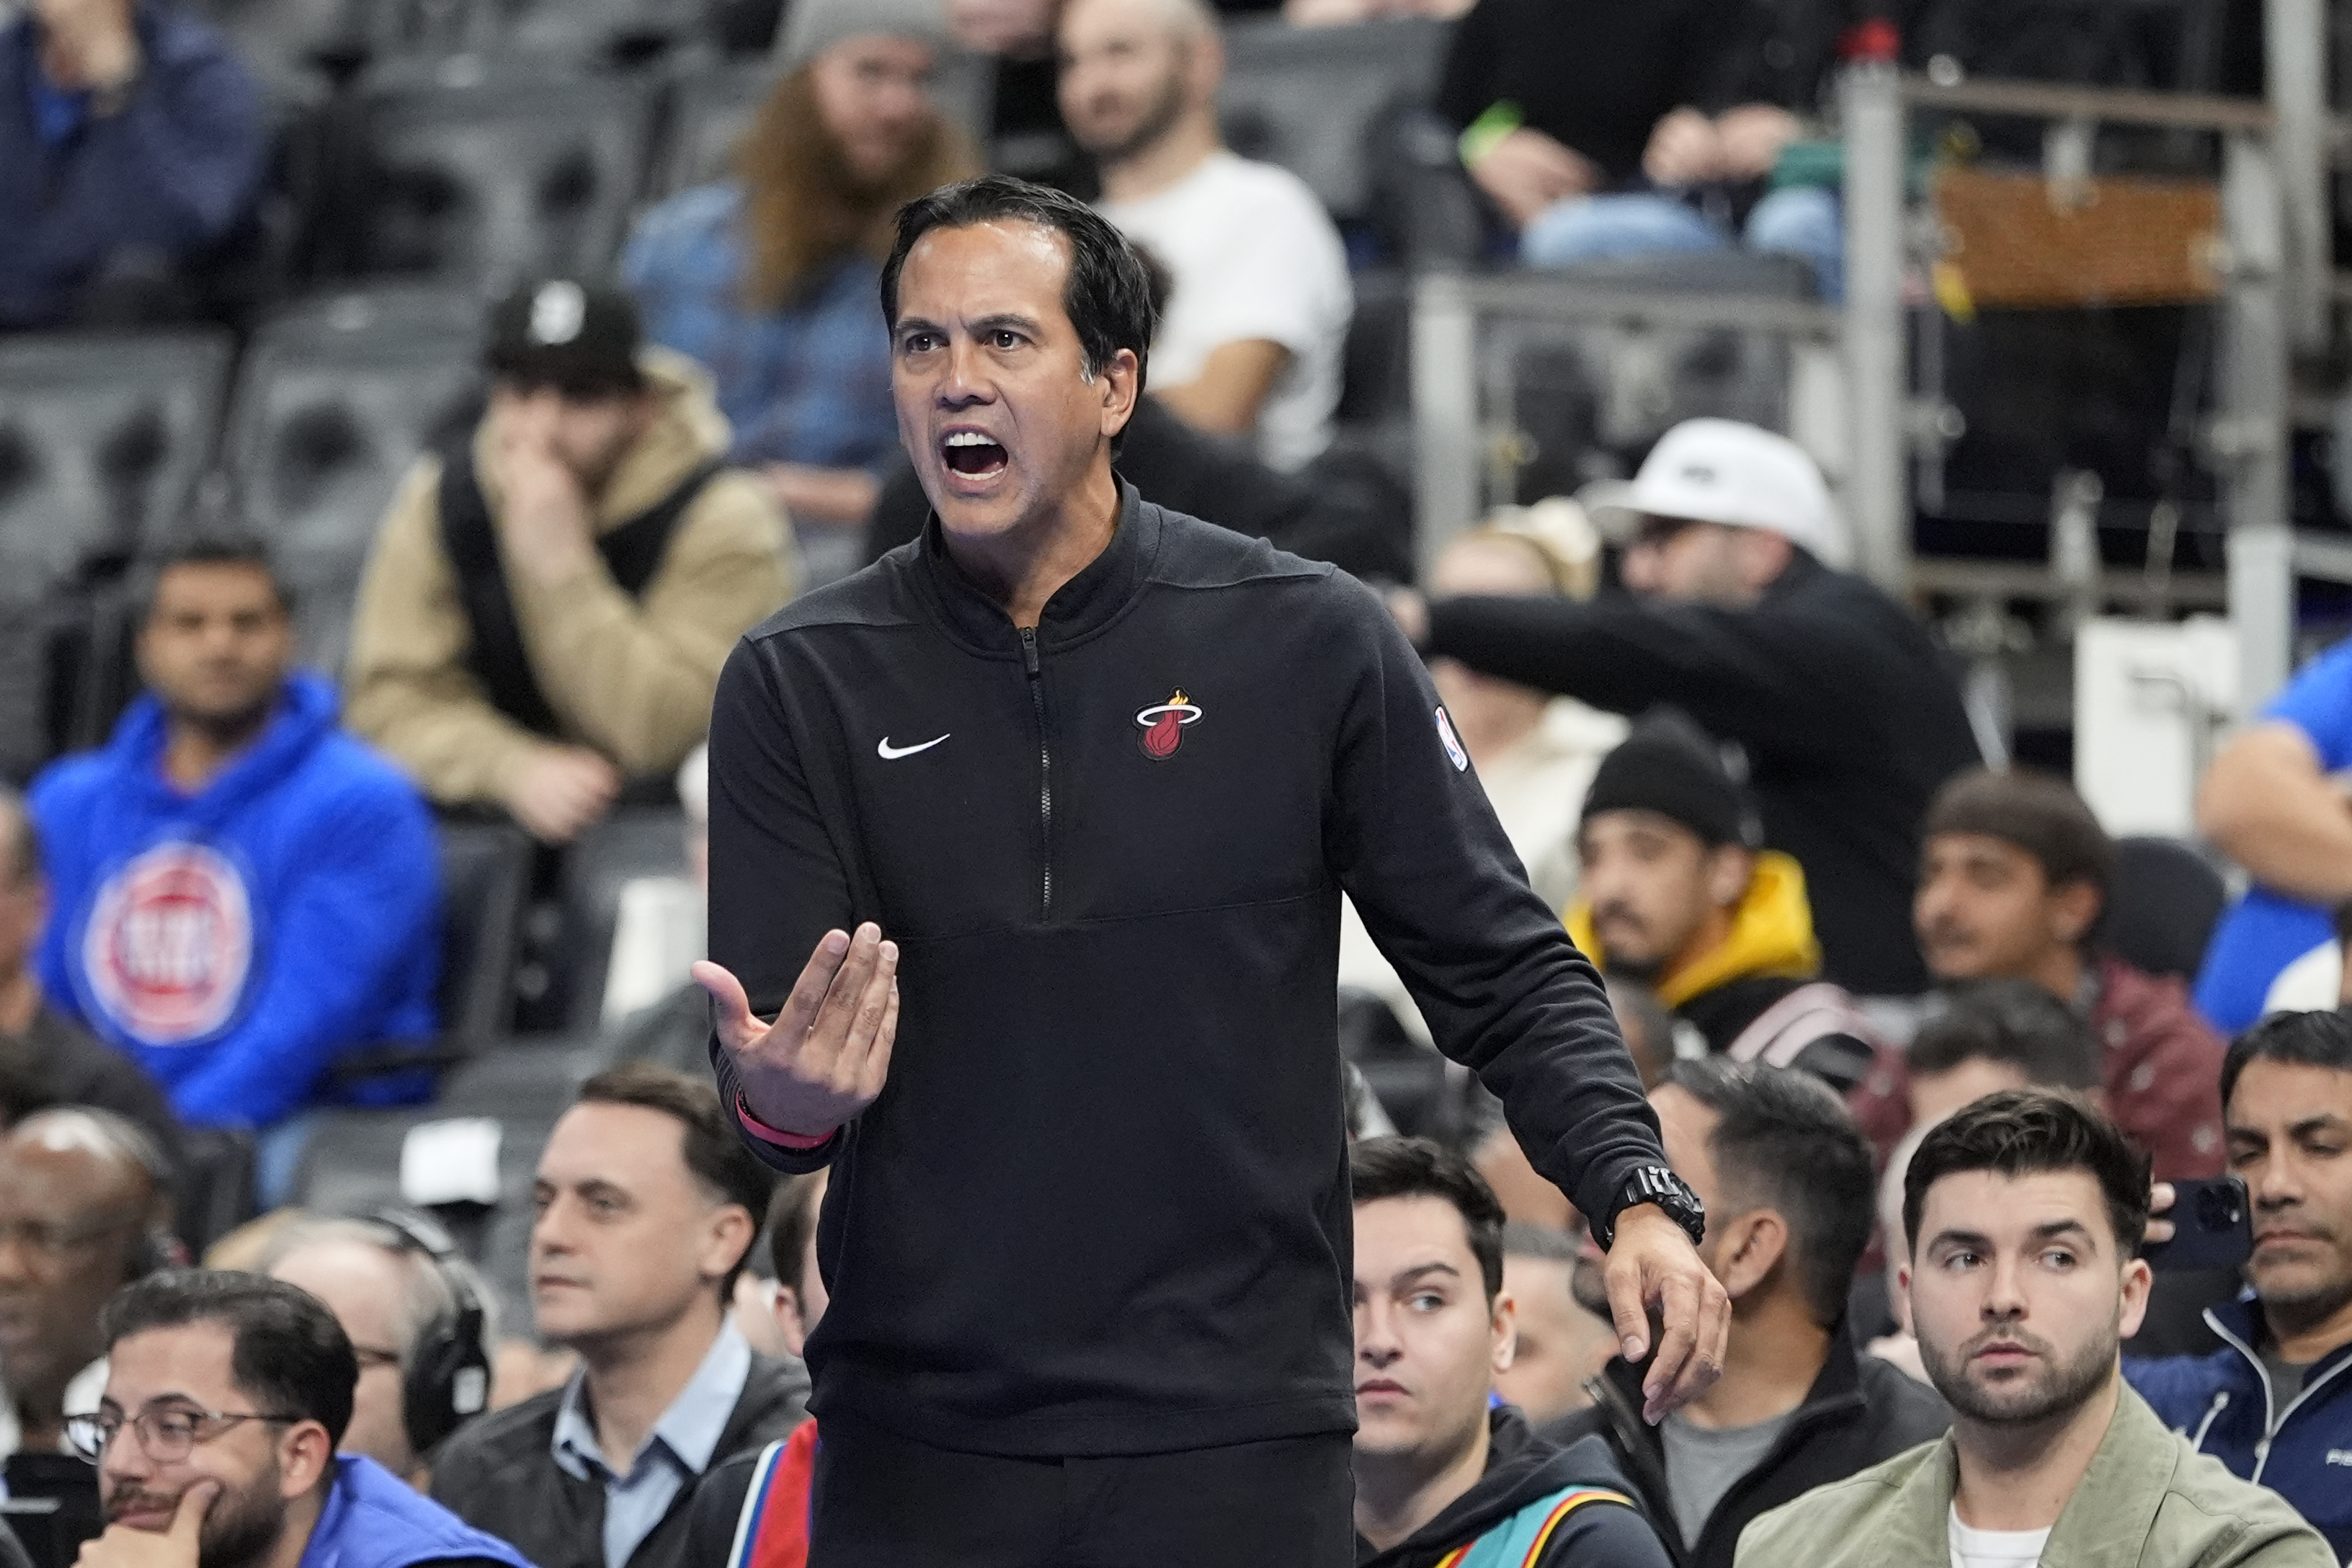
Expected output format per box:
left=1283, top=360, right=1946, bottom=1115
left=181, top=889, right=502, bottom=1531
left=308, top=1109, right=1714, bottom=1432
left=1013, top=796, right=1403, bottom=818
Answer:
left=352, top=1206, right=491, bottom=1458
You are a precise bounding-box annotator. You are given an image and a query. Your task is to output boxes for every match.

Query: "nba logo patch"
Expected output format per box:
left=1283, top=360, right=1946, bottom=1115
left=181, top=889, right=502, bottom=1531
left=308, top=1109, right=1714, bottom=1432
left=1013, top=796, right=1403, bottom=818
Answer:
left=82, top=842, right=253, bottom=1046
left=1435, top=707, right=1469, bottom=772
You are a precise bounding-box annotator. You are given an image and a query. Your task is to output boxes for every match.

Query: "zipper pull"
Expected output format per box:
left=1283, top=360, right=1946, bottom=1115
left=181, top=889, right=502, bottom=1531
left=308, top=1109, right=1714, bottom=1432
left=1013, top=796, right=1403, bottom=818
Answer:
left=1019, top=625, right=1041, bottom=677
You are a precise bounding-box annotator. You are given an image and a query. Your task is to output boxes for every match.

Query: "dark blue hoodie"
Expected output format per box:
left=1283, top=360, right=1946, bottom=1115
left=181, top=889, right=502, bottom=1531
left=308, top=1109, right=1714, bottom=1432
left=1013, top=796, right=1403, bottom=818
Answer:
left=29, top=672, right=440, bottom=1127
left=2126, top=1290, right=2352, bottom=1558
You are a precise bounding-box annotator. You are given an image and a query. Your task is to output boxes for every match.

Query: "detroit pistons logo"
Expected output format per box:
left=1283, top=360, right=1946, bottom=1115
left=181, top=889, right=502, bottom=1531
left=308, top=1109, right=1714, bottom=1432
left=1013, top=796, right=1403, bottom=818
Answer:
left=1134, top=688, right=1203, bottom=760
left=81, top=843, right=253, bottom=1046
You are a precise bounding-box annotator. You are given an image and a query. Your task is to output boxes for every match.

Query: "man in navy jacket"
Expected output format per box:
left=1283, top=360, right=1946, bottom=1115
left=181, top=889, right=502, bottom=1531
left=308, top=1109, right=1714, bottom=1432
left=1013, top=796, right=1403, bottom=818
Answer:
left=2126, top=1010, right=2352, bottom=1556
left=695, top=174, right=1725, bottom=1565
left=0, top=0, right=262, bottom=329
left=30, top=538, right=438, bottom=1192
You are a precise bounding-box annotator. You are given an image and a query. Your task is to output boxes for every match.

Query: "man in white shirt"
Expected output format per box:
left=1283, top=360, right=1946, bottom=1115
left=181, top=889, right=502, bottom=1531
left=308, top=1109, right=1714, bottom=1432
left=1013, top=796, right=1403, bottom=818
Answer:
left=1057, top=0, right=1353, bottom=471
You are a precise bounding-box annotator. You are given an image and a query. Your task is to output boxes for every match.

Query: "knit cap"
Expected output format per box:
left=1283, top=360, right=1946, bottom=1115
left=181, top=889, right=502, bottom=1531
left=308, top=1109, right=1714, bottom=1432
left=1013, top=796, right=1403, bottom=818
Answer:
left=1581, top=710, right=1760, bottom=848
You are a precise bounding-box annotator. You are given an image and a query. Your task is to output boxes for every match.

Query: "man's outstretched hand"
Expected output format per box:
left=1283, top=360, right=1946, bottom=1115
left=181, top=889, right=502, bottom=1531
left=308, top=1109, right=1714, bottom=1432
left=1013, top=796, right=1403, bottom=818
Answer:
left=1603, top=1203, right=1732, bottom=1424
left=694, top=922, right=899, bottom=1141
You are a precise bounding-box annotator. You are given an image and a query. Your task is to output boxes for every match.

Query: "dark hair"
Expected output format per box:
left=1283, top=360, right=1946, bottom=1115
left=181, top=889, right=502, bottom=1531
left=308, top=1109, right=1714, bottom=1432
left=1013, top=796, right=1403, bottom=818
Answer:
left=576, top=1064, right=777, bottom=1296
left=0, top=783, right=38, bottom=887
left=765, top=1172, right=827, bottom=1302
left=1924, top=767, right=2116, bottom=914
left=1664, top=1058, right=1875, bottom=1326
left=2221, top=1008, right=2352, bottom=1110
left=1500, top=1221, right=1579, bottom=1264
left=134, top=535, right=295, bottom=625
left=1350, top=1136, right=1506, bottom=1300
left=1902, top=1089, right=2150, bottom=1258
left=101, top=1270, right=357, bottom=1448
left=880, top=174, right=1158, bottom=398
left=1910, top=979, right=2101, bottom=1091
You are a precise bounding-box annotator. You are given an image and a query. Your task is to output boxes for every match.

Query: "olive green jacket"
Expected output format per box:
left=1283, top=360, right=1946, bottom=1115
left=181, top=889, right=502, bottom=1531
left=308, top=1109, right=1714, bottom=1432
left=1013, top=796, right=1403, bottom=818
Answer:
left=1734, top=1381, right=2330, bottom=1568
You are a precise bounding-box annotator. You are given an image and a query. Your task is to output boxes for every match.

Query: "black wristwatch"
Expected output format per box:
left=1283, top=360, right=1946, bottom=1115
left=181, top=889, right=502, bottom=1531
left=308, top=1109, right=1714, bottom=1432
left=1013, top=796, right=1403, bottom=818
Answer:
left=1595, top=1164, right=1706, bottom=1251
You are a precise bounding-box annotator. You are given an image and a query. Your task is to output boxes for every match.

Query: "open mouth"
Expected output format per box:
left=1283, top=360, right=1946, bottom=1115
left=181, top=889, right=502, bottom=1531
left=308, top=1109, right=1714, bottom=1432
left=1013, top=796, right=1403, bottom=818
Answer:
left=943, top=431, right=1009, bottom=478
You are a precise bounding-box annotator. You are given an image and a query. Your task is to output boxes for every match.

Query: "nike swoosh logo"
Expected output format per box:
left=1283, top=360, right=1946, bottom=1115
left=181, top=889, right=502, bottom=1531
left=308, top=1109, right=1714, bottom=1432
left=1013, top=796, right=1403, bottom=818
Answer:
left=877, top=734, right=950, bottom=760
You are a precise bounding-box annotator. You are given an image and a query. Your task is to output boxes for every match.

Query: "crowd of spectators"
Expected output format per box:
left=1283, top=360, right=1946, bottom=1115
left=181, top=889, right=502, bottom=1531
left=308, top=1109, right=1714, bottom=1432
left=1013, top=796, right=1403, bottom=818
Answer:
left=2, top=0, right=2352, bottom=1564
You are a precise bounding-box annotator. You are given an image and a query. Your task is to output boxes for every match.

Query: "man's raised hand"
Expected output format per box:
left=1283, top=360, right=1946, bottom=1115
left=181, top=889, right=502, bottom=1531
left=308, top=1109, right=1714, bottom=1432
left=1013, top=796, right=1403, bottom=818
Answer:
left=693, top=923, right=900, bottom=1141
left=1603, top=1203, right=1732, bottom=1425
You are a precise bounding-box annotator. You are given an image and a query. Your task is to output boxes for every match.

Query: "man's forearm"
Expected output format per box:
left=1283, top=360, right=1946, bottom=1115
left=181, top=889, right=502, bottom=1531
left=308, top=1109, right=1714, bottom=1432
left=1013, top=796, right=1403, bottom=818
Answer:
left=2200, top=724, right=2352, bottom=902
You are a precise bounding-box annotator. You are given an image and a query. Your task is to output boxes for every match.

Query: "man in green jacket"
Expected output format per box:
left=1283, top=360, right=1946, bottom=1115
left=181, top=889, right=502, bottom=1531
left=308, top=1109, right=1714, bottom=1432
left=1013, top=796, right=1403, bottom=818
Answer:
left=1737, top=1090, right=2329, bottom=1568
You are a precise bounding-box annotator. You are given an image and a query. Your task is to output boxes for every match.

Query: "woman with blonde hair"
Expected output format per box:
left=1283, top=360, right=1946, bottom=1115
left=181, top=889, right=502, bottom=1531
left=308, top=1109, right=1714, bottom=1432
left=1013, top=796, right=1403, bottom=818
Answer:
left=623, top=0, right=981, bottom=530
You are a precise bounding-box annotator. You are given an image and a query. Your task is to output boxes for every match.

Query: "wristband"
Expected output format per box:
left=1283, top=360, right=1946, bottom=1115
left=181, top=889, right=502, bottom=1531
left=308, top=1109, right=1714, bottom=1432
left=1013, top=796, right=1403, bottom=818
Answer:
left=735, top=1092, right=834, bottom=1151
left=1458, top=100, right=1524, bottom=169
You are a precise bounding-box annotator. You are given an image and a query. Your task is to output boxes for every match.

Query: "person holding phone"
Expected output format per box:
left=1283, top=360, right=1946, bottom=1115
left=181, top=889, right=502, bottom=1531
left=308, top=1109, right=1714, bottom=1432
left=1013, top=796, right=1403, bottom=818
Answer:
left=2126, top=1011, right=2352, bottom=1557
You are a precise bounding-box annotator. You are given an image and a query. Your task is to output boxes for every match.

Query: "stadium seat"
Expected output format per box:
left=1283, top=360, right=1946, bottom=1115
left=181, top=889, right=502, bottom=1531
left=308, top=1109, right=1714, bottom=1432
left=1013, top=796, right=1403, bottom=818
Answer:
left=1339, top=986, right=1468, bottom=1143
left=0, top=330, right=236, bottom=585
left=556, top=808, right=691, bottom=1033
left=190, top=0, right=375, bottom=93
left=220, top=287, right=485, bottom=670
left=175, top=1128, right=261, bottom=1257
left=2106, top=834, right=2227, bottom=982
left=1216, top=16, right=1454, bottom=230
left=494, top=0, right=705, bottom=68
left=1494, top=254, right=1815, bottom=503
left=437, top=821, right=535, bottom=1048
left=338, top=67, right=662, bottom=288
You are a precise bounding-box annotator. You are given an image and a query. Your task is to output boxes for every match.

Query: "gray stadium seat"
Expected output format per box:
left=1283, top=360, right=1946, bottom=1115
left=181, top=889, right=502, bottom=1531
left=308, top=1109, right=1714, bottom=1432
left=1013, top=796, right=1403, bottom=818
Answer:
left=437, top=822, right=535, bottom=1048
left=1216, top=15, right=1454, bottom=228
left=191, top=0, right=374, bottom=94
left=221, top=288, right=484, bottom=671
left=557, top=808, right=691, bottom=1033
left=342, top=66, right=662, bottom=288
left=2106, top=835, right=2228, bottom=982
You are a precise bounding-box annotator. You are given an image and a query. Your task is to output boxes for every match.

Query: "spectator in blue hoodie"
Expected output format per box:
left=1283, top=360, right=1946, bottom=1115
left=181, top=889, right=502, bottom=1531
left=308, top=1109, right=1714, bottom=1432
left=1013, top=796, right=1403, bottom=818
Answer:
left=27, top=538, right=440, bottom=1186
left=0, top=0, right=264, bottom=330
left=2126, top=1010, right=2352, bottom=1558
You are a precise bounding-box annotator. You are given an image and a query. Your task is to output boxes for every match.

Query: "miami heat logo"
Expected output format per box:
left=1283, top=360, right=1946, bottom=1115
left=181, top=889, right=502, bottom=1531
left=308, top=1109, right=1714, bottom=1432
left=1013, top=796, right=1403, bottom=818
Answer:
left=81, top=842, right=253, bottom=1046
left=1134, top=689, right=1203, bottom=760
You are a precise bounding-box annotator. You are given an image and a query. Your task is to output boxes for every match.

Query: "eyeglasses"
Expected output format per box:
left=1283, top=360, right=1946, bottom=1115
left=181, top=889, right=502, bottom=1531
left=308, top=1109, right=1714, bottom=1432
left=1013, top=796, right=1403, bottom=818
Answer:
left=64, top=1406, right=303, bottom=1465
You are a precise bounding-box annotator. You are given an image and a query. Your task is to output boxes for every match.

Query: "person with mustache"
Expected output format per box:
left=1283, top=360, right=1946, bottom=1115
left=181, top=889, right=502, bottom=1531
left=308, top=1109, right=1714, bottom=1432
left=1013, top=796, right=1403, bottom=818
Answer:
left=1565, top=710, right=1907, bottom=1158
left=2127, top=1010, right=2352, bottom=1557
left=1739, top=1090, right=2331, bottom=1568
left=1915, top=767, right=2227, bottom=1182
left=69, top=1270, right=531, bottom=1568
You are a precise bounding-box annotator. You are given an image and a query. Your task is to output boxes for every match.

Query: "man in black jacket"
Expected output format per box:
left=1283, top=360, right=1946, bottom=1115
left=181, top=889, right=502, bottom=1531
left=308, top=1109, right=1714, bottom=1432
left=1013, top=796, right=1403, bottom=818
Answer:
left=1353, top=1136, right=1671, bottom=1567
left=1397, top=419, right=1982, bottom=997
left=428, top=1066, right=805, bottom=1568
left=1546, top=1060, right=1950, bottom=1568
left=691, top=174, right=1725, bottom=1565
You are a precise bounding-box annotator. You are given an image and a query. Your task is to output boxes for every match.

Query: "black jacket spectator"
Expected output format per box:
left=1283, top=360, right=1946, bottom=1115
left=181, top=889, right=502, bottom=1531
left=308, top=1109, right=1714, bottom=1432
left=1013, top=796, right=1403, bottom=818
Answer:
left=0, top=1, right=263, bottom=330
left=426, top=1353, right=808, bottom=1568
left=1360, top=1408, right=1671, bottom=1567
left=1427, top=552, right=1981, bottom=994
left=1541, top=1327, right=1950, bottom=1568
left=864, top=396, right=1412, bottom=584
left=1437, top=0, right=1738, bottom=188
left=0, top=1002, right=180, bottom=1166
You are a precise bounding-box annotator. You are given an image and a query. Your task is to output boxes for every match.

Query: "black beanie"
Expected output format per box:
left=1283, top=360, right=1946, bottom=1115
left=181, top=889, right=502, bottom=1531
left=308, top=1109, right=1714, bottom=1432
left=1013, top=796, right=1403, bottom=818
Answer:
left=1582, top=710, right=1757, bottom=847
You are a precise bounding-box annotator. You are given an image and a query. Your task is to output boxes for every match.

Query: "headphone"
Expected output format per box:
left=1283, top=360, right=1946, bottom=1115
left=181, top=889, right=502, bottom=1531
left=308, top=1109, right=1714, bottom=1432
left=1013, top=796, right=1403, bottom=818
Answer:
left=352, top=1206, right=491, bottom=1458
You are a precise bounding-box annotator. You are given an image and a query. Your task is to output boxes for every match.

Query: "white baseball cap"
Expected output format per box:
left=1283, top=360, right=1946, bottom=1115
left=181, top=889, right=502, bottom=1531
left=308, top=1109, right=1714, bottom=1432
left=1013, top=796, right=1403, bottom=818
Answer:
left=1583, top=419, right=1850, bottom=569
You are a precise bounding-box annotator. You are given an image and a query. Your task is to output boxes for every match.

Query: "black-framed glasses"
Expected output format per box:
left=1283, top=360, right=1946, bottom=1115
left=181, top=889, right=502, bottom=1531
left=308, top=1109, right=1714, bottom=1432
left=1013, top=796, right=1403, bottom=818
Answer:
left=64, top=1406, right=303, bottom=1465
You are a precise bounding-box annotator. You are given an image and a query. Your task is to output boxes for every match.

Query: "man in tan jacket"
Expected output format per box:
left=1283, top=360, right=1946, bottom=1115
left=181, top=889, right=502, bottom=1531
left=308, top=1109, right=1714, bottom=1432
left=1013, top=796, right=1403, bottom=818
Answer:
left=347, top=278, right=793, bottom=842
left=1737, top=1090, right=2330, bottom=1568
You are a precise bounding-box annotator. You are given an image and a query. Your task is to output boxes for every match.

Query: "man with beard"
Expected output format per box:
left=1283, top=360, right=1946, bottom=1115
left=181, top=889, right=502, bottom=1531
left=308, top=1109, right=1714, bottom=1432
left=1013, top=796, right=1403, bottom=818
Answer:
left=1567, top=711, right=1907, bottom=1157
left=623, top=0, right=981, bottom=534
left=1739, top=1090, right=2330, bottom=1568
left=346, top=280, right=790, bottom=845
left=1057, top=0, right=1353, bottom=469
left=30, top=540, right=437, bottom=1170
left=2128, top=1010, right=2352, bottom=1557
left=68, top=1271, right=530, bottom=1568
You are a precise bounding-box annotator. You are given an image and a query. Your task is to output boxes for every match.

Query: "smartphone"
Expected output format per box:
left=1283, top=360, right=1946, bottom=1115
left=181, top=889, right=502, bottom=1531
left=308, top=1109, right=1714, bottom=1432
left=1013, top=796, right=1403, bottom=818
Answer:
left=2141, top=1175, right=2253, bottom=1271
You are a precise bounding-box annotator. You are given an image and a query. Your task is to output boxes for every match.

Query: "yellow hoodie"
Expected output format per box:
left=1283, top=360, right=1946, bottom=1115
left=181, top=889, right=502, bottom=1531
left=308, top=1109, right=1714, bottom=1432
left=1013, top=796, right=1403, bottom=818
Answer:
left=1566, top=850, right=1822, bottom=1009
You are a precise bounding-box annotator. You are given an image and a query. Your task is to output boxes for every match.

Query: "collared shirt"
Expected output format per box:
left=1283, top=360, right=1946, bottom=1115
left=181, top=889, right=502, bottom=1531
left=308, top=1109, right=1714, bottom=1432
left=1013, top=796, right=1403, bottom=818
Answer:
left=549, top=1320, right=753, bottom=1568
left=620, top=183, right=901, bottom=476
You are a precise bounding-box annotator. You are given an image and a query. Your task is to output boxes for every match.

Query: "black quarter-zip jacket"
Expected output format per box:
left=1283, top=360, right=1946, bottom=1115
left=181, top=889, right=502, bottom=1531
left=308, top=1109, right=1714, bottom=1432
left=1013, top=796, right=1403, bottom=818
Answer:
left=707, top=483, right=1665, bottom=1458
